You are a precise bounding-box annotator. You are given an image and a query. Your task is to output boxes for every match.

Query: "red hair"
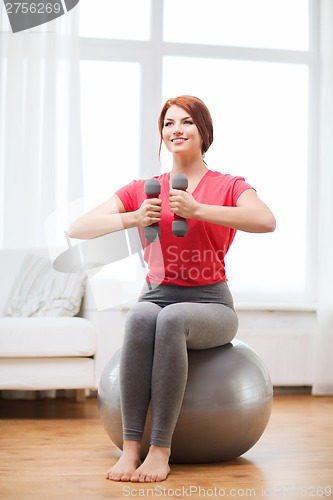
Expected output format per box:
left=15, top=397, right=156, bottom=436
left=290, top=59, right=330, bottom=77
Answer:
left=158, top=95, right=214, bottom=157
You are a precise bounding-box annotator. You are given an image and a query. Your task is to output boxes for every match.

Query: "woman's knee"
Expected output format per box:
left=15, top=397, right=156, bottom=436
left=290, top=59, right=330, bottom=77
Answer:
left=126, top=301, right=160, bottom=324
left=156, top=302, right=238, bottom=348
left=124, top=302, right=161, bottom=343
left=155, top=303, right=189, bottom=337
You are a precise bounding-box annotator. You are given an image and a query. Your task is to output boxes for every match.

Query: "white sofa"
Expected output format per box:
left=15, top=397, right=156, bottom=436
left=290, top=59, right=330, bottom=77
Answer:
left=0, top=248, right=125, bottom=397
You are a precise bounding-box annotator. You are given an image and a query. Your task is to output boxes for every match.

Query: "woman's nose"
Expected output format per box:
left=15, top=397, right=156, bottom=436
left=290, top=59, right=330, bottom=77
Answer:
left=173, top=124, right=183, bottom=135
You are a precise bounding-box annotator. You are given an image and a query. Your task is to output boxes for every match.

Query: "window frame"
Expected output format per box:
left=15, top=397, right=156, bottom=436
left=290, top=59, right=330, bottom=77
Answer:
left=79, top=0, right=320, bottom=310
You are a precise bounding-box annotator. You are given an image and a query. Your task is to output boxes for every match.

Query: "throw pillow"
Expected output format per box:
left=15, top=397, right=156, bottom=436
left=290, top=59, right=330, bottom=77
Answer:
left=5, top=253, right=86, bottom=317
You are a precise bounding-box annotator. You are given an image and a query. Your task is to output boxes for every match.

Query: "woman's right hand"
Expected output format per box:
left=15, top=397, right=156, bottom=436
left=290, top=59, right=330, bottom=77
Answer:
left=135, top=198, right=162, bottom=227
left=68, top=194, right=162, bottom=240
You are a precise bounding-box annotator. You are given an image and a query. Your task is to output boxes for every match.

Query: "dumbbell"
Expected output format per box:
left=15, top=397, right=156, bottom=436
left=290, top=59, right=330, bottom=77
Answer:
left=144, top=178, right=161, bottom=242
left=171, top=173, right=188, bottom=237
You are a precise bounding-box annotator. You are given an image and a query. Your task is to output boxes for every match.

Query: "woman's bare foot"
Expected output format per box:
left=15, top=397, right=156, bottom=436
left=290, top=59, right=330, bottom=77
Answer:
left=106, top=440, right=142, bottom=482
left=130, top=445, right=171, bottom=483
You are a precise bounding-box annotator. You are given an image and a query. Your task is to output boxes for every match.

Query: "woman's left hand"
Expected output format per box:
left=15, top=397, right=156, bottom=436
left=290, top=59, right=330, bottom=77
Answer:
left=169, top=189, right=200, bottom=219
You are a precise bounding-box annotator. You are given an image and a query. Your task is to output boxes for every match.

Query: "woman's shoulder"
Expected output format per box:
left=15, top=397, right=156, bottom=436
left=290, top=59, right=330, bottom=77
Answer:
left=206, top=170, right=247, bottom=185
left=204, top=170, right=254, bottom=204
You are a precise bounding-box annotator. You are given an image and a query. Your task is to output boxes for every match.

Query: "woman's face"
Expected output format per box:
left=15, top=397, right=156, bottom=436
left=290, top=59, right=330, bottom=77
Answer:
left=162, top=105, right=202, bottom=156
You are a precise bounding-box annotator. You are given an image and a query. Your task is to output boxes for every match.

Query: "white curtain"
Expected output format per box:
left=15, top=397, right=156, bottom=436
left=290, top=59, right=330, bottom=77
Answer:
left=312, top=0, right=333, bottom=395
left=0, top=4, right=83, bottom=249
left=0, top=5, right=82, bottom=399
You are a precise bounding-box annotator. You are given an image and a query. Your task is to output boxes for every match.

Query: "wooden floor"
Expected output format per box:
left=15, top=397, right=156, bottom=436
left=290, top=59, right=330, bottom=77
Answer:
left=0, top=393, right=332, bottom=500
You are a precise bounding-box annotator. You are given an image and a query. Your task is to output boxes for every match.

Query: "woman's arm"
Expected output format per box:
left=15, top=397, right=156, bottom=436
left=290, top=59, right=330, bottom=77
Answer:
left=68, top=194, right=162, bottom=240
left=169, top=188, right=276, bottom=233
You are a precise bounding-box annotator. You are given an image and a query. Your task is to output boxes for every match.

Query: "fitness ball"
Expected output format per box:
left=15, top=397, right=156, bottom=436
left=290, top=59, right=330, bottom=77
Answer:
left=98, top=339, right=273, bottom=463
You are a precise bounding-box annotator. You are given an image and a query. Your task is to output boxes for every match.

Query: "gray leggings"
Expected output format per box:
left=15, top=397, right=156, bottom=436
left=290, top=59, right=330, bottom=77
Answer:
left=119, top=281, right=238, bottom=448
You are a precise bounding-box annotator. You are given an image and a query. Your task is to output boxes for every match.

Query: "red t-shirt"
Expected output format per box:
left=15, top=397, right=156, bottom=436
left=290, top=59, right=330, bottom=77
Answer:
left=116, top=170, right=254, bottom=286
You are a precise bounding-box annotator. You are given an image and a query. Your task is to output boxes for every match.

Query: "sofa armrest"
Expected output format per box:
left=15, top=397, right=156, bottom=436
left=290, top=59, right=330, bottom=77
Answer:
left=80, top=280, right=125, bottom=389
left=83, top=308, right=125, bottom=388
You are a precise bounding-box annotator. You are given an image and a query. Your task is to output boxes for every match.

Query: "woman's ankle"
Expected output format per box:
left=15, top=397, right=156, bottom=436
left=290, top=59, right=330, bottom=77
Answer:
left=122, top=439, right=142, bottom=455
left=148, top=445, right=171, bottom=457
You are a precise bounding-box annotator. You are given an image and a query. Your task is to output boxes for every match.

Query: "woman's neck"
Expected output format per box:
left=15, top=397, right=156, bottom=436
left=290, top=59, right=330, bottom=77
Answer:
left=170, top=153, right=208, bottom=178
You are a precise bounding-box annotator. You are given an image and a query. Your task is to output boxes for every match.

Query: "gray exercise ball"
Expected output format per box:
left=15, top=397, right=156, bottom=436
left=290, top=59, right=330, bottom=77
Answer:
left=98, top=340, right=273, bottom=464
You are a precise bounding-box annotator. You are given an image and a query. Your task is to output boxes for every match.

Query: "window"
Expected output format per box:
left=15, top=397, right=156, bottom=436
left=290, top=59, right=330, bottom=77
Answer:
left=80, top=0, right=151, bottom=40
left=79, top=0, right=317, bottom=308
left=162, top=56, right=309, bottom=301
left=80, top=60, right=141, bottom=206
left=163, top=0, right=309, bottom=50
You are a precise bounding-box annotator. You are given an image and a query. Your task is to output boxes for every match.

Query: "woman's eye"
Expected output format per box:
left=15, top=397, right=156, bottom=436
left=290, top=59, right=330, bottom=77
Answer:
left=164, top=122, right=172, bottom=127
left=184, top=120, right=193, bottom=125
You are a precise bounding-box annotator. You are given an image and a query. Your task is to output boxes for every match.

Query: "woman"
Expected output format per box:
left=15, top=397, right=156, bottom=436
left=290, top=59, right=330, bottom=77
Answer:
left=68, top=96, right=276, bottom=483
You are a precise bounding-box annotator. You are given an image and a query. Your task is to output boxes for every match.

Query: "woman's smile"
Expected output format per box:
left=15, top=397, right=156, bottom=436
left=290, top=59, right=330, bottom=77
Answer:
left=171, top=137, right=188, bottom=145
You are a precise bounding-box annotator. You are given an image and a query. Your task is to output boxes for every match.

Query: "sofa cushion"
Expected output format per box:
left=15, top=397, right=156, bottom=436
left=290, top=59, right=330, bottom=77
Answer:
left=5, top=253, right=86, bottom=317
left=0, top=317, right=97, bottom=357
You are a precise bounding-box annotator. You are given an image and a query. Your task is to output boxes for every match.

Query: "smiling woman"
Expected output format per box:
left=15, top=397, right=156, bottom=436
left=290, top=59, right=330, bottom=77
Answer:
left=68, top=94, right=275, bottom=482
left=158, top=96, right=214, bottom=159
left=162, top=106, right=203, bottom=159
